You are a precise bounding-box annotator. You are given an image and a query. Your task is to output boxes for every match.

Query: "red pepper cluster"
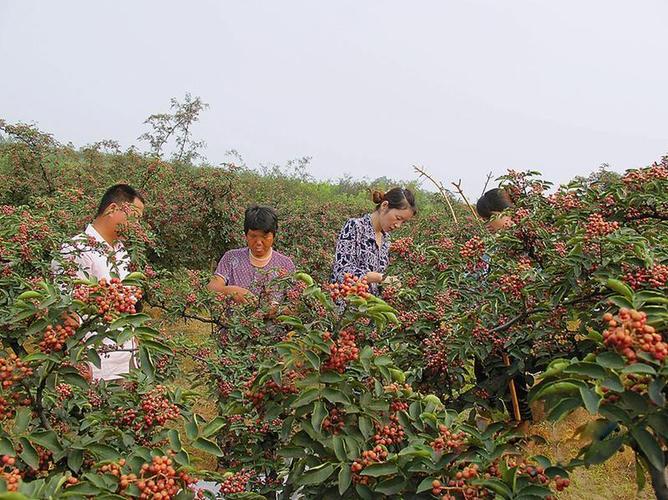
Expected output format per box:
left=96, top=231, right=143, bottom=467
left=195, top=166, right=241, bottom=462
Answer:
left=603, top=308, right=667, bottom=362
left=322, top=329, right=359, bottom=373
left=327, top=273, right=371, bottom=300
left=73, top=277, right=143, bottom=322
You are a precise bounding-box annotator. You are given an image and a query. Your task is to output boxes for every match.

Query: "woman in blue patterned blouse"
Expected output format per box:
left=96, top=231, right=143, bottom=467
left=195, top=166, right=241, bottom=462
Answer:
left=331, top=188, right=417, bottom=295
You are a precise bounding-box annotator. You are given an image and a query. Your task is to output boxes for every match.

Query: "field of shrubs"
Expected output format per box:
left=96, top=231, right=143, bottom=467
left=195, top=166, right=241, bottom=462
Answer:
left=0, top=117, right=666, bottom=499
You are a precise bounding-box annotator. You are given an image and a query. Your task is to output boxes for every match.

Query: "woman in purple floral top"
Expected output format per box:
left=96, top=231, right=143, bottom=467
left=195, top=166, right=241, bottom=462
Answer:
left=208, top=205, right=295, bottom=302
left=332, top=188, right=417, bottom=295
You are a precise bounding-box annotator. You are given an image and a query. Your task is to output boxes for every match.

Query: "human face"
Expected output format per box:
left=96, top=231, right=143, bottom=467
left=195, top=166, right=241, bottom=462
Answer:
left=246, top=229, right=274, bottom=258
left=486, top=213, right=513, bottom=233
left=109, top=198, right=145, bottom=237
left=379, top=204, right=415, bottom=233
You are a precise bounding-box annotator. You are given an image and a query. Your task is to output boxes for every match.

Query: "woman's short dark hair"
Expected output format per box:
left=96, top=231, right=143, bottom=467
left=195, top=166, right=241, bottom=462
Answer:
left=476, top=188, right=514, bottom=220
left=96, top=184, right=145, bottom=217
left=371, top=187, right=417, bottom=214
left=244, top=205, right=278, bottom=235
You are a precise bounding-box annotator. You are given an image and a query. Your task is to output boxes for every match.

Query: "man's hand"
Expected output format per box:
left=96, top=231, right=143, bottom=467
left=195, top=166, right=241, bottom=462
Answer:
left=77, top=362, right=93, bottom=382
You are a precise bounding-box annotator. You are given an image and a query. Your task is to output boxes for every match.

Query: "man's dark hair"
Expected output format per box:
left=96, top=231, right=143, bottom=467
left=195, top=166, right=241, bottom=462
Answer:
left=476, top=188, right=514, bottom=220
left=96, top=184, right=145, bottom=217
left=244, top=205, right=278, bottom=235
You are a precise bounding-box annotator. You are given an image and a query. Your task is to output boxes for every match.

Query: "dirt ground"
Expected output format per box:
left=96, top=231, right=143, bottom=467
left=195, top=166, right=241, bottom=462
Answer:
left=525, top=406, right=655, bottom=500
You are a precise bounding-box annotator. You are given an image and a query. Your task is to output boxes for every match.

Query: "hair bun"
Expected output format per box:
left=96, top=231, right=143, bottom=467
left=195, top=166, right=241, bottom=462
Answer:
left=371, top=190, right=385, bottom=205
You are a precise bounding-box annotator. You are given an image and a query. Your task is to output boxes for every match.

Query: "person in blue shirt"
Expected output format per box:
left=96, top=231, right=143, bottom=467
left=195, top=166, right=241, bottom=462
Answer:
left=331, top=188, right=417, bottom=296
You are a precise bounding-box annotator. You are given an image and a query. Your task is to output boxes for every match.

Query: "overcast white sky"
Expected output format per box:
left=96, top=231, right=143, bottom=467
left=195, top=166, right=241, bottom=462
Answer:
left=1, top=1, right=667, bottom=195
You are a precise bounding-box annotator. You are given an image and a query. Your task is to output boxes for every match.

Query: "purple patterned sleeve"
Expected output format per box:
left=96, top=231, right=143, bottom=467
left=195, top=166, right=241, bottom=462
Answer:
left=214, top=252, right=232, bottom=285
left=284, top=256, right=296, bottom=274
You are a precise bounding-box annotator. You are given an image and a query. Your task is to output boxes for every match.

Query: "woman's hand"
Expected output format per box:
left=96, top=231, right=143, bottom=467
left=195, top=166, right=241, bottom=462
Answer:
left=382, top=275, right=401, bottom=287
left=366, top=272, right=384, bottom=284
left=263, top=301, right=280, bottom=319
left=225, top=285, right=255, bottom=303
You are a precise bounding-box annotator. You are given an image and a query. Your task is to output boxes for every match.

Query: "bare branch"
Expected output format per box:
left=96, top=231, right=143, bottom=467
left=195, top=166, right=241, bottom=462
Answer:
left=413, top=165, right=459, bottom=224
left=481, top=172, right=493, bottom=196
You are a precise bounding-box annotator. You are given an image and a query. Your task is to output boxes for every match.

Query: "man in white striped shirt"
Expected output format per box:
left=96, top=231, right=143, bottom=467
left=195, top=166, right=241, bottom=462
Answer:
left=53, top=184, right=145, bottom=380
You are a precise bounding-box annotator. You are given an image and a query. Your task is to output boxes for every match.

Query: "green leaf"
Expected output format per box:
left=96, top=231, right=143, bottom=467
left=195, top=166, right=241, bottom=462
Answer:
left=13, top=407, right=31, bottom=434
left=59, top=371, right=89, bottom=390
left=545, top=466, right=569, bottom=479
left=322, top=388, right=350, bottom=405
left=174, top=450, right=190, bottom=467
left=277, top=315, right=304, bottom=327
left=298, top=463, right=335, bottom=485
left=87, top=444, right=120, bottom=461
left=290, top=388, right=320, bottom=408
left=28, top=431, right=63, bottom=453
left=648, top=414, right=668, bottom=439
left=168, top=430, right=182, bottom=451
left=58, top=482, right=101, bottom=496
left=630, top=428, right=665, bottom=472
left=531, top=455, right=552, bottom=469
left=343, top=435, right=360, bottom=461
left=635, top=456, right=647, bottom=492
left=138, top=346, right=154, bottom=381
left=547, top=397, right=582, bottom=422
left=0, top=437, right=15, bottom=456
left=583, top=436, right=624, bottom=465
left=355, top=484, right=374, bottom=500
left=192, top=437, right=223, bottom=457
left=601, top=376, right=624, bottom=393
left=184, top=417, right=198, bottom=441
left=338, top=464, right=352, bottom=495
left=360, top=346, right=373, bottom=371
left=18, top=438, right=39, bottom=469
left=606, top=279, right=633, bottom=300
left=0, top=493, right=31, bottom=500
left=135, top=338, right=172, bottom=356
left=622, top=364, right=656, bottom=376
left=579, top=387, right=602, bottom=414
left=596, top=352, right=625, bottom=369
left=305, top=351, right=321, bottom=370
left=21, top=351, right=52, bottom=363
left=358, top=415, right=373, bottom=440
left=398, top=445, right=432, bottom=458
left=332, top=435, right=347, bottom=462
left=360, top=462, right=398, bottom=477
left=374, top=476, right=407, bottom=494
left=515, top=484, right=553, bottom=497
left=67, top=449, right=84, bottom=472
left=278, top=447, right=307, bottom=458
left=319, top=371, right=344, bottom=383
left=564, top=362, right=607, bottom=379
left=599, top=404, right=631, bottom=424
left=417, top=477, right=437, bottom=493
left=373, top=355, right=393, bottom=367
left=648, top=379, right=666, bottom=407
left=608, top=296, right=633, bottom=309
left=311, top=401, right=327, bottom=432
left=471, top=478, right=512, bottom=497
left=201, top=417, right=226, bottom=439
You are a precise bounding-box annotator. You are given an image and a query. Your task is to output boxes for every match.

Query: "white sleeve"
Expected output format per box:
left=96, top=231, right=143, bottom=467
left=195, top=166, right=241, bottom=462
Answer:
left=53, top=243, right=95, bottom=280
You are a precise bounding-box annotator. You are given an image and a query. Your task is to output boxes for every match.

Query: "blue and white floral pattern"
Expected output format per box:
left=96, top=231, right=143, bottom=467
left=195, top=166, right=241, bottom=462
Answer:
left=331, top=213, right=390, bottom=295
